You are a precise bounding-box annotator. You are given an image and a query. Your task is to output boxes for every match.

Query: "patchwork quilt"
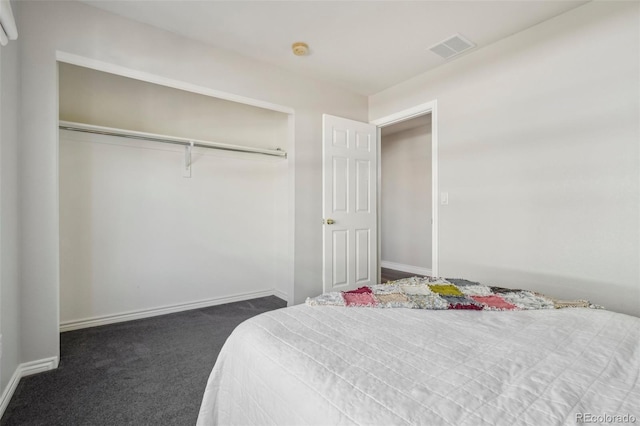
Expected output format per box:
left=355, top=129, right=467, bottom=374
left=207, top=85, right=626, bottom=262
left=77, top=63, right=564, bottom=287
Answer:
left=306, top=276, right=602, bottom=311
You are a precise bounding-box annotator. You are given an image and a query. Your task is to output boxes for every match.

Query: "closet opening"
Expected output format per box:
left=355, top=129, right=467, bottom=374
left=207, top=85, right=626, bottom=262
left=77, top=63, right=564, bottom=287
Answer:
left=57, top=61, right=293, bottom=333
left=378, top=113, right=433, bottom=283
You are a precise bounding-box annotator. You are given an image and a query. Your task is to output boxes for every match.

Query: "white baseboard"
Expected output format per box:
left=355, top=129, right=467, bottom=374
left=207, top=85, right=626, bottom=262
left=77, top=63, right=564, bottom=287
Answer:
left=381, top=261, right=432, bottom=277
left=19, top=357, right=59, bottom=377
left=60, top=288, right=288, bottom=332
left=0, top=366, right=21, bottom=419
left=0, top=356, right=59, bottom=418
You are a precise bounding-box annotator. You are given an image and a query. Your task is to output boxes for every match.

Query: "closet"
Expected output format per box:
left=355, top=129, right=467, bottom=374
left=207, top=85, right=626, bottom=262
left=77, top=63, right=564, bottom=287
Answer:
left=58, top=63, right=290, bottom=330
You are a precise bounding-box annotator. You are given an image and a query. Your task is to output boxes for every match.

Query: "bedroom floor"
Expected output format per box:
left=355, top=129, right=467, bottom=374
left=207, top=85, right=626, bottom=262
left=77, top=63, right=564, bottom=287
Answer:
left=0, top=296, right=287, bottom=426
left=381, top=267, right=426, bottom=283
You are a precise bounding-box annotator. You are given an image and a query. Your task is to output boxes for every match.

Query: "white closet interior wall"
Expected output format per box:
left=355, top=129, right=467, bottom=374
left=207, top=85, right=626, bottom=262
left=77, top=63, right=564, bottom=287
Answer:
left=59, top=64, right=289, bottom=329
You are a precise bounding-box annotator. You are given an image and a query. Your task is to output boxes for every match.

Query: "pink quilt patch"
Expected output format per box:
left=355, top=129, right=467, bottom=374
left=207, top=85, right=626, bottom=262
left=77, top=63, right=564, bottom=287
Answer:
left=471, top=295, right=517, bottom=310
left=344, top=286, right=373, bottom=294
left=343, top=292, right=377, bottom=307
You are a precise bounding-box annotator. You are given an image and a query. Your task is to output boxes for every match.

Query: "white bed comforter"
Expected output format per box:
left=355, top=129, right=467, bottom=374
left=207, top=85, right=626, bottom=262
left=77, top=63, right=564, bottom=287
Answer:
left=197, top=305, right=640, bottom=426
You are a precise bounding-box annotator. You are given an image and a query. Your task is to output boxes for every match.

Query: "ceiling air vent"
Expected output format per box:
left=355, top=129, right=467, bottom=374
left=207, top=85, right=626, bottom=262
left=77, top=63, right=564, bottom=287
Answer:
left=429, top=34, right=475, bottom=59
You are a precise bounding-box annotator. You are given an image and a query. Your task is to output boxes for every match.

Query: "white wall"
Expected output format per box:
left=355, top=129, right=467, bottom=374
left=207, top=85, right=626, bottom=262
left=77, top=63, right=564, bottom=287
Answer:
left=0, top=34, right=20, bottom=396
left=17, top=0, right=367, bottom=365
left=381, top=119, right=432, bottom=271
left=370, top=1, right=640, bottom=316
left=59, top=132, right=286, bottom=325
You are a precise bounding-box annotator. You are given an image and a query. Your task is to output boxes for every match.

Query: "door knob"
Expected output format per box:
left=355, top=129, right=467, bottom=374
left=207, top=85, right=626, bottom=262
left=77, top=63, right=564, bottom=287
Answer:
left=325, top=218, right=335, bottom=225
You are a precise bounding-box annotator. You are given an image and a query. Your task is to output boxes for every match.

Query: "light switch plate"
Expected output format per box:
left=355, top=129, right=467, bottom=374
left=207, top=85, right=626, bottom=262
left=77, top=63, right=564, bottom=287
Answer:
left=441, top=192, right=449, bottom=205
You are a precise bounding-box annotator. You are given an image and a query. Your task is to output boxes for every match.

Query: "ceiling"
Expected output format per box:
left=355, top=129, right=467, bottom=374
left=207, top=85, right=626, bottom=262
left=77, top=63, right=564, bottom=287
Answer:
left=81, top=0, right=588, bottom=96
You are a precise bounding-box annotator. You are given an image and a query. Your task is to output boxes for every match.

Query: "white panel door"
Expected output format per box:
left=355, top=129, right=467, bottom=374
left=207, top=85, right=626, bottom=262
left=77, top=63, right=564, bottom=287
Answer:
left=322, top=114, right=377, bottom=293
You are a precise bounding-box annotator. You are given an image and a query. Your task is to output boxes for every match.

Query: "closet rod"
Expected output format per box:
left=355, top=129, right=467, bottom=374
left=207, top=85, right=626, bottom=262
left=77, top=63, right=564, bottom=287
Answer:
left=58, top=120, right=287, bottom=158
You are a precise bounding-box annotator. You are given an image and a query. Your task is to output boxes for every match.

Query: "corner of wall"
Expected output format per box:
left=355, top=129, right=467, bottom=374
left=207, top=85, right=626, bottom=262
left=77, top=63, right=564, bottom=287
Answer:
left=0, top=8, right=24, bottom=417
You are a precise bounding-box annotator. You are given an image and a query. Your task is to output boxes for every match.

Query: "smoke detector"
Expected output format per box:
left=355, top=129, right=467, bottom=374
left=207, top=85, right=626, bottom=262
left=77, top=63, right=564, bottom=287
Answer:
left=292, top=42, right=309, bottom=56
left=429, top=34, right=475, bottom=59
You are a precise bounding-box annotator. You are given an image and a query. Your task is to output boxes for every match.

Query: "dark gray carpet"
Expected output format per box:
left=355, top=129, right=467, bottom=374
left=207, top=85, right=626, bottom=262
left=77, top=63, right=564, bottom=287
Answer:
left=1, top=296, right=287, bottom=426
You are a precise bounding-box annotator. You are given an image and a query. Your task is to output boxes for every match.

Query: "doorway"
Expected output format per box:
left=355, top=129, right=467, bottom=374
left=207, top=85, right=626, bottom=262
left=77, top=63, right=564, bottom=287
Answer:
left=372, top=100, right=439, bottom=283
left=320, top=101, right=438, bottom=291
left=379, top=114, right=432, bottom=282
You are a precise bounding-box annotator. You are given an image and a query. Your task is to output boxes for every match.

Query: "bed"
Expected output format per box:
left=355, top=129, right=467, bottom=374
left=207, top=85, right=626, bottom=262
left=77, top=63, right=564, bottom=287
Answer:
left=196, top=278, right=640, bottom=425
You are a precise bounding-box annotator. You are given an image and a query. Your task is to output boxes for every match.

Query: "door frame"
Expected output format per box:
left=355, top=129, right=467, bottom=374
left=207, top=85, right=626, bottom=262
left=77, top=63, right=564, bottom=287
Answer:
left=370, top=100, right=439, bottom=282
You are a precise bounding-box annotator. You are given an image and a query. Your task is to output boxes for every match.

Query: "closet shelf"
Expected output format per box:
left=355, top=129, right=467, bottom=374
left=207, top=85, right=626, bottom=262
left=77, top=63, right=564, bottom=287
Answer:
left=58, top=120, right=287, bottom=158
